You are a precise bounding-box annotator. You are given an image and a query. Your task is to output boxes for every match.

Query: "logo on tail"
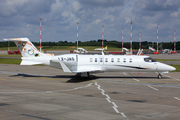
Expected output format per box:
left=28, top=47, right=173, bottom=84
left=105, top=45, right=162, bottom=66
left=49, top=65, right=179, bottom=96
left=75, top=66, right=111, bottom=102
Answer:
left=3, top=38, right=54, bottom=57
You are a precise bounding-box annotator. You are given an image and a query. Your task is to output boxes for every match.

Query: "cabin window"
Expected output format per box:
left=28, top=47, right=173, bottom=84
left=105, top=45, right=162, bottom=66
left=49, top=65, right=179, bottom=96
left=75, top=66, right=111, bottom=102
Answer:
left=123, top=58, right=126, bottom=62
left=111, top=58, right=114, bottom=62
left=72, top=57, right=74, bottom=61
left=95, top=58, right=97, bottom=62
left=100, top=58, right=103, bottom=62
left=67, top=57, right=71, bottom=61
left=61, top=57, right=63, bottom=61
left=105, top=58, right=108, bottom=62
left=129, top=58, right=132, bottom=63
left=90, top=58, right=92, bottom=62
left=117, top=58, right=120, bottom=62
left=144, top=57, right=156, bottom=62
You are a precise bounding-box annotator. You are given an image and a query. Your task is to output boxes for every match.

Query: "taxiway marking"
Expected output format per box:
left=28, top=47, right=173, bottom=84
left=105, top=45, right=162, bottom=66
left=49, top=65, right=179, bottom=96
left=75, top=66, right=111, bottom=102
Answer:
left=166, top=75, right=171, bottom=78
left=174, top=97, right=180, bottom=101
left=61, top=83, right=92, bottom=92
left=123, top=72, right=127, bottom=75
left=163, top=74, right=180, bottom=81
left=133, top=78, right=140, bottom=82
left=120, top=112, right=128, bottom=119
left=148, top=85, right=159, bottom=91
left=112, top=106, right=119, bottom=113
left=174, top=78, right=180, bottom=81
left=94, top=81, right=128, bottom=120
left=0, top=83, right=93, bottom=94
left=112, top=102, right=118, bottom=108
left=106, top=98, right=111, bottom=103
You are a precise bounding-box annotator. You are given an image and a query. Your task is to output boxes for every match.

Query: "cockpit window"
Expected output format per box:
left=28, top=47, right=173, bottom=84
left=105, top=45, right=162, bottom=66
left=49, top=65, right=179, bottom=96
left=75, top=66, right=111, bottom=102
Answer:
left=144, top=57, right=156, bottom=62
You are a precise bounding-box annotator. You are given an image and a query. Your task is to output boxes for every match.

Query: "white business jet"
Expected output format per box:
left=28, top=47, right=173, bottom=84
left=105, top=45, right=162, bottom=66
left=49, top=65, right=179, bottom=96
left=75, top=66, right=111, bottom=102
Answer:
left=4, top=38, right=175, bottom=79
left=94, top=46, right=107, bottom=51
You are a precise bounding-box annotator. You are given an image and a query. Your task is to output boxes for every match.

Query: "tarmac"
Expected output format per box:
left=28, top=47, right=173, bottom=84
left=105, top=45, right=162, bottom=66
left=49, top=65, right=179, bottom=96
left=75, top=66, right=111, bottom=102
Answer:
left=0, top=51, right=180, bottom=120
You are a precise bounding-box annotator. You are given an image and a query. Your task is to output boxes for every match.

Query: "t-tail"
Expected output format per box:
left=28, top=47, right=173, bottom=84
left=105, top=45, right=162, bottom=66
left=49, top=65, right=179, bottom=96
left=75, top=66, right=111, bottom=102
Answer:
left=3, top=38, right=54, bottom=65
left=3, top=38, right=53, bottom=57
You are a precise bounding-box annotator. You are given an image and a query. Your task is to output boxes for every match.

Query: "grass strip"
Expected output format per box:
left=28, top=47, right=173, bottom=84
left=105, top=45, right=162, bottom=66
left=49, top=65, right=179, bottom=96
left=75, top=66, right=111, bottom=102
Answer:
left=155, top=59, right=180, bottom=62
left=170, top=65, right=180, bottom=72
left=0, top=58, right=21, bottom=64
left=0, top=55, right=22, bottom=57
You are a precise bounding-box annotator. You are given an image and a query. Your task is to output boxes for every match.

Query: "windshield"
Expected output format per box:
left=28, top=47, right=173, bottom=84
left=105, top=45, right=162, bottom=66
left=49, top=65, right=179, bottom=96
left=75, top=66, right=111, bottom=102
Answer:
left=144, top=57, right=157, bottom=62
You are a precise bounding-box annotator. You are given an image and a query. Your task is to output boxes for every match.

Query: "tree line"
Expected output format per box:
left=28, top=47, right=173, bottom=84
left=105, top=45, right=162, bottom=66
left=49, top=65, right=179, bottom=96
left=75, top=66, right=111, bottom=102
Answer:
left=0, top=39, right=179, bottom=50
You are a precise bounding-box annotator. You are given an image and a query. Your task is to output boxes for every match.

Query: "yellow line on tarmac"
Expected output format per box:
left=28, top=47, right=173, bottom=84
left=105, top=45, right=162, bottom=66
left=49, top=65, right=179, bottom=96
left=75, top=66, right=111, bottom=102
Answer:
left=0, top=79, right=5, bottom=80
left=26, top=77, right=35, bottom=79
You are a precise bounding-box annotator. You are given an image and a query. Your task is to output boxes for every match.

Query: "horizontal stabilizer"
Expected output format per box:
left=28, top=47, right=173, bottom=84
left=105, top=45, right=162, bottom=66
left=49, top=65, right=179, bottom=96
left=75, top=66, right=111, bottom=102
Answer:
left=3, top=38, right=29, bottom=42
left=20, top=61, right=43, bottom=65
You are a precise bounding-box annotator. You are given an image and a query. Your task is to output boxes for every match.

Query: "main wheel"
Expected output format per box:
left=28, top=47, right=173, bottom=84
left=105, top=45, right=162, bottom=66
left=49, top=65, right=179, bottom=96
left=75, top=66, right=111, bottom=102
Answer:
left=158, top=74, right=162, bottom=79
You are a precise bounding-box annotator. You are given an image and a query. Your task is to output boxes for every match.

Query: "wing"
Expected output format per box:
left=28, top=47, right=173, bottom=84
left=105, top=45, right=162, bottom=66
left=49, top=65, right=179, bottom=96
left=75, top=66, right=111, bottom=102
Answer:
left=73, top=66, right=102, bottom=73
left=59, top=61, right=102, bottom=73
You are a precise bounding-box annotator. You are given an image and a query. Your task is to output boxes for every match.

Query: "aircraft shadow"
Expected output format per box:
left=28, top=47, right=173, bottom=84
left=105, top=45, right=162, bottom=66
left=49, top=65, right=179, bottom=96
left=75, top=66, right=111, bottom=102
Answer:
left=10, top=73, right=170, bottom=83
left=10, top=73, right=97, bottom=83
left=10, top=73, right=74, bottom=79
left=66, top=75, right=98, bottom=83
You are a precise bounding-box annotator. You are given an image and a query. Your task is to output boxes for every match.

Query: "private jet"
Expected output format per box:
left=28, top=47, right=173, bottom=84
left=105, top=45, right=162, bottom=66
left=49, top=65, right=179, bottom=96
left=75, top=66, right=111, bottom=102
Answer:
left=4, top=38, right=176, bottom=79
left=94, top=46, right=107, bottom=51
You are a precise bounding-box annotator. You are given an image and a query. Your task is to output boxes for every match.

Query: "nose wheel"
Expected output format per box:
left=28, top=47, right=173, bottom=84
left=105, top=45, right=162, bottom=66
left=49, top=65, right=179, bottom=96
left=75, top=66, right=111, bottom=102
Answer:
left=158, top=74, right=162, bottom=79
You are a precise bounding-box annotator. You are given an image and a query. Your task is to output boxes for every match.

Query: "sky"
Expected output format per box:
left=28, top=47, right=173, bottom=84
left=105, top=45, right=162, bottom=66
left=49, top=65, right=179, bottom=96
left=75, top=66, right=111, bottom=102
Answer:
left=0, top=0, right=180, bottom=43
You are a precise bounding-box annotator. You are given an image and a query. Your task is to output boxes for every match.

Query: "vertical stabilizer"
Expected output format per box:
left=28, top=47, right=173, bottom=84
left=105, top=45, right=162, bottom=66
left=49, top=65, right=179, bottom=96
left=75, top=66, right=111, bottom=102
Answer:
left=3, top=38, right=53, bottom=57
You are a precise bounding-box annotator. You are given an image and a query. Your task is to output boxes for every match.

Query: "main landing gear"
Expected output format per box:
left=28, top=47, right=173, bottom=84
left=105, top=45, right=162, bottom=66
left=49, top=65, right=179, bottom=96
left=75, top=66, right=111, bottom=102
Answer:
left=158, top=73, right=162, bottom=79
left=80, top=72, right=90, bottom=78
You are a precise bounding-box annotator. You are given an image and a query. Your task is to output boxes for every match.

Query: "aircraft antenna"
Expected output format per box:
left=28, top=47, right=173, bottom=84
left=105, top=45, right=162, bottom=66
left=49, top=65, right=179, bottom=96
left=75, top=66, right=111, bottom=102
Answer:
left=130, top=21, right=132, bottom=55
left=122, top=28, right=124, bottom=52
left=77, top=22, right=79, bottom=50
left=174, top=30, right=176, bottom=52
left=102, top=25, right=104, bottom=49
left=40, top=18, right=42, bottom=53
left=157, top=26, right=158, bottom=52
left=139, top=32, right=141, bottom=49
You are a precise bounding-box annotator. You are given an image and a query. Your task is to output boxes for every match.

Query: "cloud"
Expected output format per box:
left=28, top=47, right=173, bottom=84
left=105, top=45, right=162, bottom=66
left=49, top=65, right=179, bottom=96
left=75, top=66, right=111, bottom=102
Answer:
left=0, top=0, right=180, bottom=43
left=78, top=0, right=124, bottom=8
left=170, top=9, right=180, bottom=17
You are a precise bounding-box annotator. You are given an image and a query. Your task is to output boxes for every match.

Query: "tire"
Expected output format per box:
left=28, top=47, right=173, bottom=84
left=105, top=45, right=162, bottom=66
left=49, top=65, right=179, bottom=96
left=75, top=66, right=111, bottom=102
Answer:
left=158, top=74, right=162, bottom=79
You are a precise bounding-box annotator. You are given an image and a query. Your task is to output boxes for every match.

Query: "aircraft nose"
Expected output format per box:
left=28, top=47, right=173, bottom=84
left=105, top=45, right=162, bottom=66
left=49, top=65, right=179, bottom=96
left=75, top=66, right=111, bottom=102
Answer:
left=163, top=64, right=176, bottom=71
left=168, top=65, right=176, bottom=71
left=158, top=63, right=176, bottom=71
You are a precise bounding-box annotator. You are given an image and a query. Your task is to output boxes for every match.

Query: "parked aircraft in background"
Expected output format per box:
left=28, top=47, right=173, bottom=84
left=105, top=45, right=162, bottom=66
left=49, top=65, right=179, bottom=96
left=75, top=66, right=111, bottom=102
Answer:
left=4, top=38, right=176, bottom=79
left=149, top=46, right=156, bottom=52
left=122, top=47, right=129, bottom=52
left=94, top=46, right=107, bottom=51
left=73, top=48, right=89, bottom=54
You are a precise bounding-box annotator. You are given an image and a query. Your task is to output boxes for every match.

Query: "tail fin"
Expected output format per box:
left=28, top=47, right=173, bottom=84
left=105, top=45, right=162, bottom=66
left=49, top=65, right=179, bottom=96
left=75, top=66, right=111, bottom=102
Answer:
left=104, top=46, right=107, bottom=50
left=3, top=38, right=53, bottom=57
